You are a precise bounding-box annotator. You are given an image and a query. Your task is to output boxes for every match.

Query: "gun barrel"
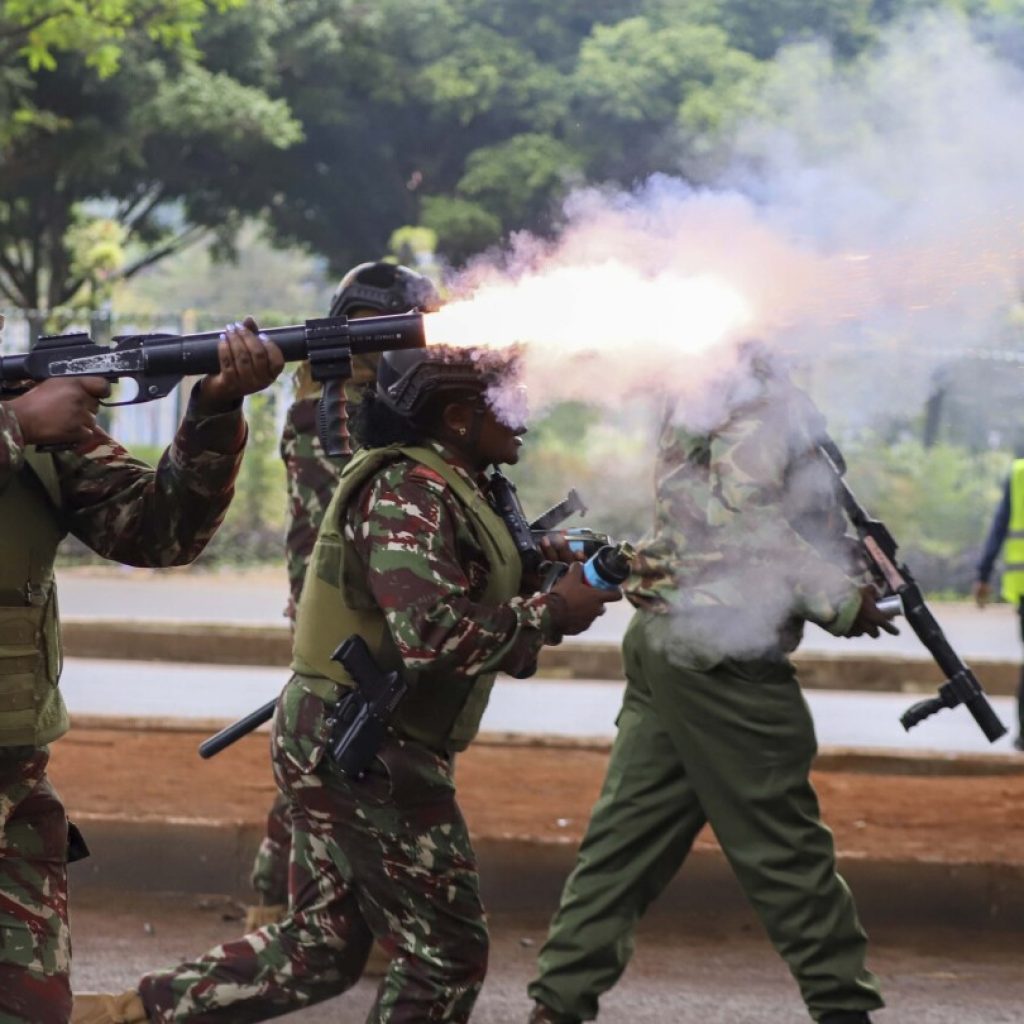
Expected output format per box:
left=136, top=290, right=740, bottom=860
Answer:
left=198, top=698, right=277, bottom=758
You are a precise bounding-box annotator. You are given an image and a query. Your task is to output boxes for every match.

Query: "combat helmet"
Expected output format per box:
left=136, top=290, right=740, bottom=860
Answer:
left=329, top=261, right=441, bottom=318
left=376, top=345, right=519, bottom=421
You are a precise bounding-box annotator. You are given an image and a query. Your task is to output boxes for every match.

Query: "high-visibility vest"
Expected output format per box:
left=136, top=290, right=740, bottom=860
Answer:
left=1002, top=459, right=1024, bottom=602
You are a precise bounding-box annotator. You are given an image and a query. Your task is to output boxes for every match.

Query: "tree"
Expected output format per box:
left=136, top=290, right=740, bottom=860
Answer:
left=0, top=0, right=242, bottom=127
left=0, top=21, right=301, bottom=312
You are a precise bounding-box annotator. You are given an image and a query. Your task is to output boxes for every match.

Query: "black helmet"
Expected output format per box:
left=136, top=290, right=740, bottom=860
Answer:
left=328, top=261, right=441, bottom=318
left=377, top=345, right=519, bottom=420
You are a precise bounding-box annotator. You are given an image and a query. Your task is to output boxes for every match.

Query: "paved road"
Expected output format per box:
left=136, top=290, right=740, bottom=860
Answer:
left=61, top=657, right=1021, bottom=754
left=69, top=891, right=1023, bottom=1023
left=58, top=567, right=1024, bottom=660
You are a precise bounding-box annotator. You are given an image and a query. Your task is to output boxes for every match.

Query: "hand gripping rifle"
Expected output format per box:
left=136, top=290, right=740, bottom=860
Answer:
left=818, top=437, right=1007, bottom=743
left=486, top=469, right=609, bottom=573
left=0, top=312, right=426, bottom=457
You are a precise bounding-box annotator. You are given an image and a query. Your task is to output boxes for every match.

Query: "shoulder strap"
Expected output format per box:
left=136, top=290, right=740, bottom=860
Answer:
left=22, top=447, right=63, bottom=510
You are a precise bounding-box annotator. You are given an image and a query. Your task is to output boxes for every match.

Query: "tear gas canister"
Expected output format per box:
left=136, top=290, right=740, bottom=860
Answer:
left=581, top=543, right=634, bottom=591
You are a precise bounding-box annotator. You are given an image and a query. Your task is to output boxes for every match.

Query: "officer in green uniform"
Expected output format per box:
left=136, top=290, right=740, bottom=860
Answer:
left=0, top=318, right=283, bottom=1024
left=527, top=347, right=896, bottom=1024
left=73, top=344, right=618, bottom=1023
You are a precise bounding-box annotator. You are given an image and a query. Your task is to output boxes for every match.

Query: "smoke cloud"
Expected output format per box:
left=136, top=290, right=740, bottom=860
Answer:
left=432, top=13, right=1024, bottom=430
left=433, top=13, right=1024, bottom=659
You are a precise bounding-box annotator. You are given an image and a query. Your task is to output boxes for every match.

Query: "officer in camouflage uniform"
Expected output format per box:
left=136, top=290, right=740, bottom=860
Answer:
left=75, top=344, right=618, bottom=1023
left=0, top=318, right=283, bottom=1024
left=527, top=345, right=896, bottom=1024
left=248, top=263, right=441, bottom=930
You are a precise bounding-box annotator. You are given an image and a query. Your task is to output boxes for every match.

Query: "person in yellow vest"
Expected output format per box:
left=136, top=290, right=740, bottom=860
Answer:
left=73, top=344, right=619, bottom=1024
left=0, top=317, right=283, bottom=1024
left=972, top=454, right=1024, bottom=751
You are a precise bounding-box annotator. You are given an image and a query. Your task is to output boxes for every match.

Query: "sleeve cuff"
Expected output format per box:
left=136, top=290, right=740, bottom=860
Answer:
left=825, top=589, right=862, bottom=637
left=534, top=593, right=566, bottom=645
left=179, top=382, right=246, bottom=456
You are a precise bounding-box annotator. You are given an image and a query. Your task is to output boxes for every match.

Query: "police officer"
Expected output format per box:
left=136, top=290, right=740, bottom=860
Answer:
left=972, top=445, right=1024, bottom=751
left=248, top=262, right=441, bottom=932
left=0, top=318, right=283, bottom=1024
left=74, top=344, right=618, bottom=1023
left=527, top=346, right=894, bottom=1024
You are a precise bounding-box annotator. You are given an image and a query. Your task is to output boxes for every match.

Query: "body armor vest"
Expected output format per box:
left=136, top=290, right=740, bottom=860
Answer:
left=292, top=444, right=522, bottom=752
left=0, top=449, right=68, bottom=747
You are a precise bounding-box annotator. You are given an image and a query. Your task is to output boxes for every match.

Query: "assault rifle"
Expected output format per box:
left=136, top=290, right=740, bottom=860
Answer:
left=487, top=470, right=609, bottom=573
left=0, top=312, right=426, bottom=457
left=819, top=437, right=1007, bottom=743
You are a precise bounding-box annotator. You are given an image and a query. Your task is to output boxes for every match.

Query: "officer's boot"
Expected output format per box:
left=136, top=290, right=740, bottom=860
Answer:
left=71, top=990, right=148, bottom=1023
left=527, top=1001, right=582, bottom=1024
left=820, top=1012, right=873, bottom=1024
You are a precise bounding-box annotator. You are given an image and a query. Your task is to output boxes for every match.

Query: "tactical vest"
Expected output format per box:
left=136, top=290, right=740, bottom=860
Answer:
left=0, top=449, right=68, bottom=747
left=292, top=444, right=522, bottom=752
left=1002, top=459, right=1024, bottom=603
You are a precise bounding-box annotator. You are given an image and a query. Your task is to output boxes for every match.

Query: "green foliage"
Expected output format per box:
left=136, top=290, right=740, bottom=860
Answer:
left=844, top=435, right=1007, bottom=590
left=190, top=390, right=288, bottom=566
left=115, top=221, right=331, bottom=322
left=1, top=0, right=242, bottom=77
left=420, top=197, right=503, bottom=266
left=0, top=18, right=302, bottom=311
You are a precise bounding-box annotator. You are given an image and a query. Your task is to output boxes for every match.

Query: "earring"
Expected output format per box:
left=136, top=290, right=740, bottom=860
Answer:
left=458, top=427, right=467, bottom=436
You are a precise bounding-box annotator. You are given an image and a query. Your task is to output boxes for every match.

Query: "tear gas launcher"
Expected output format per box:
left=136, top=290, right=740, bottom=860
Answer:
left=819, top=437, right=1007, bottom=743
left=0, top=312, right=426, bottom=457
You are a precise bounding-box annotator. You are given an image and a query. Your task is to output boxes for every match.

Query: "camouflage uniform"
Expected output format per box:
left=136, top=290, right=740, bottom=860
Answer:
left=250, top=356, right=377, bottom=908
left=140, top=442, right=561, bottom=1022
left=0, top=392, right=246, bottom=1024
left=528, top=371, right=884, bottom=1023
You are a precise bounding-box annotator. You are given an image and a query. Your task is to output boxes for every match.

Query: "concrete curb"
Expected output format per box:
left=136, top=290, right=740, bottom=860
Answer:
left=69, top=814, right=1024, bottom=933
left=67, top=715, right=1024, bottom=777
left=62, top=617, right=1022, bottom=695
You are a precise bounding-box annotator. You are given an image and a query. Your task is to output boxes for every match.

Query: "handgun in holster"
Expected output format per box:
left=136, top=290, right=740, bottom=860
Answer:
left=325, top=635, right=408, bottom=779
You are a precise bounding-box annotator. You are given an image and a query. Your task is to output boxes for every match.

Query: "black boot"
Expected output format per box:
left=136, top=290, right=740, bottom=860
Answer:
left=820, top=1012, right=872, bottom=1024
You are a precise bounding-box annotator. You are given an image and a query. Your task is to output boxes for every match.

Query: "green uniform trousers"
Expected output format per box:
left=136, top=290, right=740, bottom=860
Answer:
left=528, top=611, right=883, bottom=1022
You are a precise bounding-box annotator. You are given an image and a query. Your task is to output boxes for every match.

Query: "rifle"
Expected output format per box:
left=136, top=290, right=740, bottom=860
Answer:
left=487, top=470, right=608, bottom=572
left=818, top=437, right=1007, bottom=743
left=0, top=312, right=425, bottom=457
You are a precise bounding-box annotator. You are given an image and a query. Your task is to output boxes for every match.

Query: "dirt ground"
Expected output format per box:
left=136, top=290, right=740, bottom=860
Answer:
left=49, top=728, right=1024, bottom=864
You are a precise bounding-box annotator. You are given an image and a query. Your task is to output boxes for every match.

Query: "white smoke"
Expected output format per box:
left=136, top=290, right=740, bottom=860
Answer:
left=437, top=13, right=1024, bottom=657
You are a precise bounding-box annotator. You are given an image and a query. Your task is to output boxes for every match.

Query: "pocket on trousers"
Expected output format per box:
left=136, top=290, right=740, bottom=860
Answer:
left=374, top=740, right=455, bottom=811
left=275, top=678, right=332, bottom=775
